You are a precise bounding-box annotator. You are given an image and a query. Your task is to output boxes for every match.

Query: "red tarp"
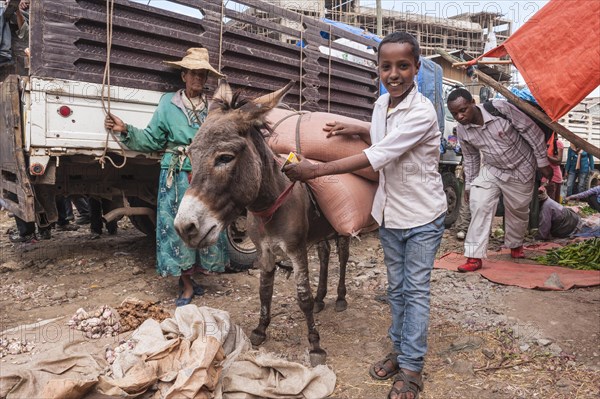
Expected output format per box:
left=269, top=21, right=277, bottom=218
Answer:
left=435, top=244, right=600, bottom=290
left=474, top=0, right=600, bottom=121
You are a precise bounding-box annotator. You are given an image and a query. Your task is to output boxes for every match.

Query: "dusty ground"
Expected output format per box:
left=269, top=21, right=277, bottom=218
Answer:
left=0, top=210, right=599, bottom=399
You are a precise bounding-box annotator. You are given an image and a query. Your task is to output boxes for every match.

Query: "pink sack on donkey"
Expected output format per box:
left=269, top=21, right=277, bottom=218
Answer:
left=305, top=165, right=379, bottom=236
left=267, top=108, right=378, bottom=182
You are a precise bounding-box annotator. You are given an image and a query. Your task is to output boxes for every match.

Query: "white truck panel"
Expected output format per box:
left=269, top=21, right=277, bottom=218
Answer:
left=26, top=78, right=164, bottom=157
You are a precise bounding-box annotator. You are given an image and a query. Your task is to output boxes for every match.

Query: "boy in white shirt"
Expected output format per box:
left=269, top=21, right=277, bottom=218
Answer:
left=285, top=32, right=446, bottom=399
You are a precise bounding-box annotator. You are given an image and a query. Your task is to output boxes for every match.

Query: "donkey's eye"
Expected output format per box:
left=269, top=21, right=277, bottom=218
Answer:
left=215, top=154, right=235, bottom=166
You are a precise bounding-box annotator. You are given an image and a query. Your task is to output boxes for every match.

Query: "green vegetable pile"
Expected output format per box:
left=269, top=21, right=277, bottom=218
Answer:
left=578, top=205, right=597, bottom=217
left=534, top=239, right=600, bottom=270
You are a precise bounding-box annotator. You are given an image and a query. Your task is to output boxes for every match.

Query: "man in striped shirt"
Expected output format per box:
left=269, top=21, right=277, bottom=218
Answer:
left=447, top=89, right=553, bottom=272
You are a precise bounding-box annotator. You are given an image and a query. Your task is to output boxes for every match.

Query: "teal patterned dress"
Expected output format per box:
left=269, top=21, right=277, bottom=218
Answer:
left=121, top=90, right=229, bottom=276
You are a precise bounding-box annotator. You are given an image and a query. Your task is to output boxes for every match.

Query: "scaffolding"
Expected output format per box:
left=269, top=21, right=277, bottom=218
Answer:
left=243, top=1, right=514, bottom=58
left=328, top=5, right=482, bottom=57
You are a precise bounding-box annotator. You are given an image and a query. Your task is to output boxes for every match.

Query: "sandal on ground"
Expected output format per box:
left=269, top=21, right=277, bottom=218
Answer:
left=178, top=276, right=205, bottom=296
left=387, top=370, right=424, bottom=399
left=369, top=352, right=400, bottom=380
left=175, top=292, right=195, bottom=307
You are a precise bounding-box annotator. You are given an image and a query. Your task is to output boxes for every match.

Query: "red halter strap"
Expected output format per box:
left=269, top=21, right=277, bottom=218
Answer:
left=250, top=181, right=297, bottom=222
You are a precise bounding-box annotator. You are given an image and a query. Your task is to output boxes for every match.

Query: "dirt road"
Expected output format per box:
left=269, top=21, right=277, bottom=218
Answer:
left=0, top=211, right=598, bottom=398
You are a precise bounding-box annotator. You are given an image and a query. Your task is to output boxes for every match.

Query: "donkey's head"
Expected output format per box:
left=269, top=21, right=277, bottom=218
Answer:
left=174, top=81, right=294, bottom=248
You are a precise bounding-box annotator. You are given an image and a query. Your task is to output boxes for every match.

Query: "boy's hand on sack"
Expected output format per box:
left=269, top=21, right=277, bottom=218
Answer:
left=283, top=154, right=318, bottom=182
left=323, top=121, right=364, bottom=138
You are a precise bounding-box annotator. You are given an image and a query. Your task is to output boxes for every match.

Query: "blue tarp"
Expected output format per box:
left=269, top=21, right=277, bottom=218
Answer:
left=320, top=18, right=445, bottom=133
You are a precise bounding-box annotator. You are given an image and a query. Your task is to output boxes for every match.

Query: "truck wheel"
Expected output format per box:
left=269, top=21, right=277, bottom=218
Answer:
left=127, top=197, right=156, bottom=238
left=226, top=212, right=257, bottom=268
left=442, top=172, right=460, bottom=227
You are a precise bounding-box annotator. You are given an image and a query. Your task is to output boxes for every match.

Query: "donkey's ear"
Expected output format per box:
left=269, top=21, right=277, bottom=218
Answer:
left=239, top=81, right=295, bottom=120
left=212, top=80, right=233, bottom=104
left=252, top=81, right=295, bottom=110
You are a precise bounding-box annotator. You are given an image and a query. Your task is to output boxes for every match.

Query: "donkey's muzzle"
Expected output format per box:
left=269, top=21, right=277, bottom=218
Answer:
left=174, top=195, right=221, bottom=248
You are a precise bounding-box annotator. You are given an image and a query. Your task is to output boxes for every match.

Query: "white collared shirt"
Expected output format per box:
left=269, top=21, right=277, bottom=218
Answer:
left=363, top=88, right=447, bottom=229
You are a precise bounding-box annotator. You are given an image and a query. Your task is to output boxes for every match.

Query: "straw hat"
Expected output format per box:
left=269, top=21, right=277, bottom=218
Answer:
left=164, top=48, right=224, bottom=78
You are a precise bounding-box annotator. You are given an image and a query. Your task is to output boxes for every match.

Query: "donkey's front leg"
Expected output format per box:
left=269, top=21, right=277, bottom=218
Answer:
left=291, top=252, right=327, bottom=366
left=314, top=240, right=331, bottom=313
left=335, top=236, right=350, bottom=312
left=250, top=264, right=276, bottom=347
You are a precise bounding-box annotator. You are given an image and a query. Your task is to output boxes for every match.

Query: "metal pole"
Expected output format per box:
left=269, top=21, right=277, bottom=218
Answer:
left=376, top=0, right=382, bottom=36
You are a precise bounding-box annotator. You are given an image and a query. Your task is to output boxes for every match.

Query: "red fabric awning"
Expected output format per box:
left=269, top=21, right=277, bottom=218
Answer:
left=474, top=0, right=600, bottom=121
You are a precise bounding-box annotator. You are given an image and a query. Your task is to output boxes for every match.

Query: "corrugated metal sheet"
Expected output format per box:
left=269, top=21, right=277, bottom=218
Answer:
left=31, top=0, right=379, bottom=120
left=0, top=76, right=36, bottom=221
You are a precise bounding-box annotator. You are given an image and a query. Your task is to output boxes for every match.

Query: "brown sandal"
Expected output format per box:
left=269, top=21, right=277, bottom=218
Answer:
left=369, top=352, right=400, bottom=380
left=387, top=370, right=424, bottom=399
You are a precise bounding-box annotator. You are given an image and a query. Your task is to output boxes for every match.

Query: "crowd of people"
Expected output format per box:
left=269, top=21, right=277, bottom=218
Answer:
left=448, top=96, right=597, bottom=245
left=1, top=8, right=598, bottom=397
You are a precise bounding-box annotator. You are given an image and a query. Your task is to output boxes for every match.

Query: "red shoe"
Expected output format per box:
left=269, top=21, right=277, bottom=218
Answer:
left=457, top=258, right=482, bottom=273
left=510, top=246, right=525, bottom=259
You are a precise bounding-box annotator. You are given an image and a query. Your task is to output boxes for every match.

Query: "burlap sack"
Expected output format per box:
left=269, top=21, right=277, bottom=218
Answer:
left=302, top=160, right=379, bottom=235
left=267, top=108, right=378, bottom=182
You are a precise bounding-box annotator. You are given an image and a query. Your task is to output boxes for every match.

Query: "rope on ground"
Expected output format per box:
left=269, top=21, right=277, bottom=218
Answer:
left=98, top=0, right=128, bottom=169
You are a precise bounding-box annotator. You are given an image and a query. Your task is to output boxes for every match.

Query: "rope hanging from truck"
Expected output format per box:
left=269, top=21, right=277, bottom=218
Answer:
left=98, top=0, right=128, bottom=169
left=327, top=24, right=332, bottom=113
left=299, top=13, right=303, bottom=111
left=218, top=0, right=225, bottom=72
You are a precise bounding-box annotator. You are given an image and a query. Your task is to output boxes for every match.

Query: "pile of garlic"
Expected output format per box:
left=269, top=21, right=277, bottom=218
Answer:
left=67, top=305, right=121, bottom=339
left=0, top=338, right=35, bottom=358
left=105, top=339, right=136, bottom=365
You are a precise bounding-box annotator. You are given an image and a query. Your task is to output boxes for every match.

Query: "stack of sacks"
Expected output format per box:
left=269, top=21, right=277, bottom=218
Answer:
left=267, top=108, right=379, bottom=236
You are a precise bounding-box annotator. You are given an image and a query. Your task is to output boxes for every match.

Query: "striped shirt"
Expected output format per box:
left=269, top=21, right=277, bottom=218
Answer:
left=457, top=100, right=550, bottom=189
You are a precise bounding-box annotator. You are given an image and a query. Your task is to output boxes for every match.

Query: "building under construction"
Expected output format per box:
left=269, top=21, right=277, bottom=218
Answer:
left=258, top=0, right=512, bottom=58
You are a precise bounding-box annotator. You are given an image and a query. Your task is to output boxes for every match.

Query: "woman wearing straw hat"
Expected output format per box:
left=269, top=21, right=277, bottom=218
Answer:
left=105, top=48, right=229, bottom=306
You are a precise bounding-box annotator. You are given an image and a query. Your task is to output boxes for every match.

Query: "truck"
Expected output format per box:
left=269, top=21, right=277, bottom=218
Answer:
left=0, top=0, right=471, bottom=265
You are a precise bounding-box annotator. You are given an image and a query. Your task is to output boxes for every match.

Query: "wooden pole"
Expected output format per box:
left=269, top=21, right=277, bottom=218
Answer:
left=436, top=49, right=600, bottom=159
left=452, top=60, right=513, bottom=67
left=376, top=0, right=382, bottom=37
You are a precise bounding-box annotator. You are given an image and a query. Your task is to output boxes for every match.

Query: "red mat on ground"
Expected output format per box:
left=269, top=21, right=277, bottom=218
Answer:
left=435, top=243, right=600, bottom=290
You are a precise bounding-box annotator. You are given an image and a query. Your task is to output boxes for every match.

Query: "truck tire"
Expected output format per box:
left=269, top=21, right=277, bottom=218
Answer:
left=442, top=172, right=460, bottom=227
left=127, top=197, right=157, bottom=238
left=226, top=211, right=257, bottom=269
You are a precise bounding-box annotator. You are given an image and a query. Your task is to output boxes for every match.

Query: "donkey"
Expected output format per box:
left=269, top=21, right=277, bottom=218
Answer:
left=174, top=81, right=350, bottom=366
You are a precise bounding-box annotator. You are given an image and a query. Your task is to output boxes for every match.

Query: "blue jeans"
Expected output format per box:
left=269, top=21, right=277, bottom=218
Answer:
left=566, top=171, right=589, bottom=196
left=379, top=213, right=445, bottom=373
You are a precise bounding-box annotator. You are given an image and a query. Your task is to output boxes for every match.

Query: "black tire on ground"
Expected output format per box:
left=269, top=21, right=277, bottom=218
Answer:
left=127, top=197, right=157, bottom=237
left=226, top=212, right=257, bottom=268
left=442, top=171, right=461, bottom=227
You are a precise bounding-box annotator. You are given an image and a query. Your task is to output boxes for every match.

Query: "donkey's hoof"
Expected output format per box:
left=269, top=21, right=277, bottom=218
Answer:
left=250, top=330, right=266, bottom=346
left=309, top=349, right=327, bottom=367
left=314, top=301, right=325, bottom=313
left=335, top=299, right=348, bottom=312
